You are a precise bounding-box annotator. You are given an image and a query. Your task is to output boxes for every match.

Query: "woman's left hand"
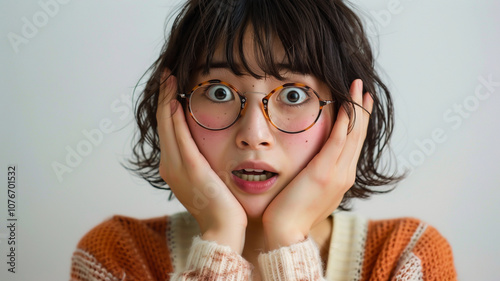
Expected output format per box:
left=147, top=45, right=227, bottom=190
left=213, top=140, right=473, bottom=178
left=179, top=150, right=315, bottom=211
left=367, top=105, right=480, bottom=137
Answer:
left=262, top=79, right=373, bottom=250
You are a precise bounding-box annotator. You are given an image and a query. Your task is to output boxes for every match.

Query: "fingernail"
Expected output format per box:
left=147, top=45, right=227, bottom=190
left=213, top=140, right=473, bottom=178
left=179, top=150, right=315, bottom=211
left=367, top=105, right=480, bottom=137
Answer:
left=357, top=79, right=363, bottom=90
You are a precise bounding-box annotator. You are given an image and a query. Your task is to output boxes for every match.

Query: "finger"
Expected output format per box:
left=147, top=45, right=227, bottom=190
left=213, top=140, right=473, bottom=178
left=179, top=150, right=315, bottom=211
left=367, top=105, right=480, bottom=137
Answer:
left=347, top=83, right=373, bottom=179
left=313, top=89, right=351, bottom=168
left=336, top=79, right=365, bottom=168
left=156, top=72, right=181, bottom=165
left=170, top=94, right=232, bottom=203
left=348, top=91, right=373, bottom=170
left=170, top=97, right=209, bottom=171
left=359, top=91, right=374, bottom=141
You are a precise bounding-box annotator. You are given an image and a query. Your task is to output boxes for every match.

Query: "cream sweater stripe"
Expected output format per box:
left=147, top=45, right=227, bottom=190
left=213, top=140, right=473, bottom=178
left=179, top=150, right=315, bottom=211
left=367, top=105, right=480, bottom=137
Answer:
left=325, top=212, right=368, bottom=281
left=168, top=212, right=201, bottom=272
left=391, top=222, right=427, bottom=280
left=70, top=249, right=121, bottom=281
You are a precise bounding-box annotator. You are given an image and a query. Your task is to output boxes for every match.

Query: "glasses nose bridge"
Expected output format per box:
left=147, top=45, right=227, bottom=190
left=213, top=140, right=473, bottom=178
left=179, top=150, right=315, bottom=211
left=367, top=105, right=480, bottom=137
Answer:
left=241, top=90, right=269, bottom=99
left=239, top=91, right=269, bottom=119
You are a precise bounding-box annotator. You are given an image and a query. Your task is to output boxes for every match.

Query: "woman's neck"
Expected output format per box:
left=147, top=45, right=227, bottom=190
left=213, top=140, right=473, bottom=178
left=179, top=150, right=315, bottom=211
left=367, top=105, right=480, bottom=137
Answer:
left=242, top=218, right=266, bottom=262
left=241, top=215, right=334, bottom=277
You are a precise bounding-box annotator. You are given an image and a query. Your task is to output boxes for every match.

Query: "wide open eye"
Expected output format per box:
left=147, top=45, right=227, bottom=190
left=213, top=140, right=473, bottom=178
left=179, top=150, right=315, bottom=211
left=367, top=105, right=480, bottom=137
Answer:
left=205, top=84, right=234, bottom=102
left=277, top=87, right=310, bottom=106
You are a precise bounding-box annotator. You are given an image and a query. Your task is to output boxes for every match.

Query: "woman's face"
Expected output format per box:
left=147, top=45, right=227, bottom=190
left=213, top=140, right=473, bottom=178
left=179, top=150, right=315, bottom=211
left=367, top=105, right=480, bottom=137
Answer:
left=185, top=40, right=334, bottom=220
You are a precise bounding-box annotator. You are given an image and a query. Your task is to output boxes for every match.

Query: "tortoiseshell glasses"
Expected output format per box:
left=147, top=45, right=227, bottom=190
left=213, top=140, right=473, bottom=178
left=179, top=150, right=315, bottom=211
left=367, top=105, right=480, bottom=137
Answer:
left=178, top=79, right=334, bottom=134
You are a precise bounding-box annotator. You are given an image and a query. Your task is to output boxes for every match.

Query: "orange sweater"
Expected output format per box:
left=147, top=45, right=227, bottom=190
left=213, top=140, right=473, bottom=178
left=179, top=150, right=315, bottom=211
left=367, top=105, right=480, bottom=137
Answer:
left=70, top=212, right=457, bottom=280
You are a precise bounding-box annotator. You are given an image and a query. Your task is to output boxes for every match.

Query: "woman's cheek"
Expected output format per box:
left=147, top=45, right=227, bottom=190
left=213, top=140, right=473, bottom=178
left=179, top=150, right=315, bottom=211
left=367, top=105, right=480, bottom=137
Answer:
left=283, top=118, right=331, bottom=152
left=187, top=120, right=232, bottom=166
left=279, top=136, right=323, bottom=176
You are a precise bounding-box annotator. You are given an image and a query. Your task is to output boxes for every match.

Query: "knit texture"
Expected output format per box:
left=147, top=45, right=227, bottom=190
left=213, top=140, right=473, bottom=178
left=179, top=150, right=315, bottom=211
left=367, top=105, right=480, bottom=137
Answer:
left=360, top=217, right=456, bottom=281
left=70, top=212, right=457, bottom=281
left=325, top=212, right=368, bottom=280
left=70, top=215, right=172, bottom=281
left=258, top=237, right=324, bottom=281
left=171, top=236, right=253, bottom=280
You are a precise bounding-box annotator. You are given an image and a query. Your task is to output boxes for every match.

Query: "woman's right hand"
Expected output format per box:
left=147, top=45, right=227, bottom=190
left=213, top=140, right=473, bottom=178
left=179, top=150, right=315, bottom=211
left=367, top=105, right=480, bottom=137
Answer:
left=156, top=72, right=247, bottom=253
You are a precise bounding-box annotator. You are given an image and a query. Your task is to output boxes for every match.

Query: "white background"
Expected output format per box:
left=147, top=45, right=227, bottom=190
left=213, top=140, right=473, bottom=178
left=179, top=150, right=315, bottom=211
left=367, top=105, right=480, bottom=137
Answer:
left=1, top=0, right=499, bottom=280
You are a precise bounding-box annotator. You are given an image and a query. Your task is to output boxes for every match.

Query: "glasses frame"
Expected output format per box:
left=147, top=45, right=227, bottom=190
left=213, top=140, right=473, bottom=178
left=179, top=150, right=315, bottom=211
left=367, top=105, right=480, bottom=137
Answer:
left=178, top=79, right=334, bottom=134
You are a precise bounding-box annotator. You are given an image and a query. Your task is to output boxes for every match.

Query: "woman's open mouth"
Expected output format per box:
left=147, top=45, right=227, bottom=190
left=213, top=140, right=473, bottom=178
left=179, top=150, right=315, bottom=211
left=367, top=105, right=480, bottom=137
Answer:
left=232, top=169, right=276, bottom=181
left=231, top=168, right=278, bottom=194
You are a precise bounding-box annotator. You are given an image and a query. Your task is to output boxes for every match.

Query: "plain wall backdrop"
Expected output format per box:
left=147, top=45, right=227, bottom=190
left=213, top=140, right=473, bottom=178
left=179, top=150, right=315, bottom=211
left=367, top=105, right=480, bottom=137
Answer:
left=1, top=0, right=499, bottom=280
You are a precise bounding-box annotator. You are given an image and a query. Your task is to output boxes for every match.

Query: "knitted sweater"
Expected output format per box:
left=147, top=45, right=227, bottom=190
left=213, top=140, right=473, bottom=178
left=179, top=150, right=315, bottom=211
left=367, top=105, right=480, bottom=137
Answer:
left=70, top=212, right=457, bottom=280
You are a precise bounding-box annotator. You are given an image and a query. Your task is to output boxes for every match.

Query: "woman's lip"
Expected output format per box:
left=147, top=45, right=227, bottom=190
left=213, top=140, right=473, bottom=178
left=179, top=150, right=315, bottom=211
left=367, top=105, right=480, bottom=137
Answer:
left=232, top=173, right=277, bottom=194
left=233, top=161, right=278, bottom=174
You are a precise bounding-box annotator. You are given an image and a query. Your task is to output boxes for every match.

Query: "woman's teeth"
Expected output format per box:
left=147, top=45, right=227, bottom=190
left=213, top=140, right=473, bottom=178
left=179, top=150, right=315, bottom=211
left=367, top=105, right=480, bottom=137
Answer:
left=233, top=169, right=275, bottom=181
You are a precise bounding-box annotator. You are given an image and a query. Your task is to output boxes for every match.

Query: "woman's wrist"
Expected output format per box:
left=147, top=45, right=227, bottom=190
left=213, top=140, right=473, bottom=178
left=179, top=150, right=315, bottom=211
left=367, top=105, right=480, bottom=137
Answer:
left=263, top=225, right=307, bottom=251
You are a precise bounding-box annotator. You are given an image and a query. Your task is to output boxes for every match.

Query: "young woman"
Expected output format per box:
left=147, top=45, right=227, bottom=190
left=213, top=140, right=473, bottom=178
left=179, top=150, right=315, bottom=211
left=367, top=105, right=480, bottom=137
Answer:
left=70, top=0, right=457, bottom=280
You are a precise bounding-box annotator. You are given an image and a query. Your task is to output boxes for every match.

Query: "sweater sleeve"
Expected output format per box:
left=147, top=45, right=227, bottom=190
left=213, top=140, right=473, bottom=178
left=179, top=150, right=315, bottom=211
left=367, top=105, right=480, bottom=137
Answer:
left=258, top=237, right=326, bottom=281
left=172, top=237, right=326, bottom=281
left=70, top=215, right=173, bottom=281
left=363, top=218, right=457, bottom=281
left=390, top=224, right=457, bottom=281
left=170, top=236, right=253, bottom=281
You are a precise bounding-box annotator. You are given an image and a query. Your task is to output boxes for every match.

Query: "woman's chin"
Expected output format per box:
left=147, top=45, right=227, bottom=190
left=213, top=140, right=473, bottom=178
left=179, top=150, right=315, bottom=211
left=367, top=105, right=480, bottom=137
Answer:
left=237, top=196, right=273, bottom=220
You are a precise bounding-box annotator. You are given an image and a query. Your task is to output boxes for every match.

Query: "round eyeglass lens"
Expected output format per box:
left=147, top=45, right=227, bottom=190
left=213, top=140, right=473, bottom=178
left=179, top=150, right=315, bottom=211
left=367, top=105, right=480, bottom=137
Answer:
left=267, top=86, right=320, bottom=132
left=189, top=83, right=241, bottom=130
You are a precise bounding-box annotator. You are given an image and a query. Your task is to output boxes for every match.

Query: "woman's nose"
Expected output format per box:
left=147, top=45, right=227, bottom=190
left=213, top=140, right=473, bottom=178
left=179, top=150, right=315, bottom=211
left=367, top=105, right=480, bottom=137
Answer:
left=235, top=96, right=275, bottom=150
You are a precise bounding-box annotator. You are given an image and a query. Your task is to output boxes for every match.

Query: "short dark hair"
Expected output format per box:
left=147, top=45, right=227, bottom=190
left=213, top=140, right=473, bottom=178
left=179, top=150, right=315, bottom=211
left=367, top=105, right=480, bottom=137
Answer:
left=125, top=0, right=404, bottom=210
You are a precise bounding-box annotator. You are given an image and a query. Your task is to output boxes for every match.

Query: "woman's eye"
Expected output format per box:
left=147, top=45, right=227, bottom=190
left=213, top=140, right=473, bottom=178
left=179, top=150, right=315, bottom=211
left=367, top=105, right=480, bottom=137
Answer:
left=206, top=85, right=234, bottom=102
left=278, top=87, right=309, bottom=105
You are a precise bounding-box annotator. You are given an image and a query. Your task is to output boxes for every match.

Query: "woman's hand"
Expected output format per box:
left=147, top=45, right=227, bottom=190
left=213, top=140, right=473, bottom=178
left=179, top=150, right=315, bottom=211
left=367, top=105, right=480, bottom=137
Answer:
left=262, top=79, right=373, bottom=250
left=156, top=72, right=247, bottom=253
